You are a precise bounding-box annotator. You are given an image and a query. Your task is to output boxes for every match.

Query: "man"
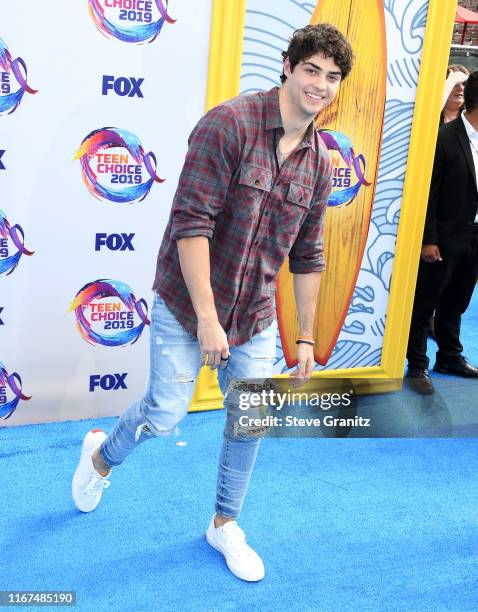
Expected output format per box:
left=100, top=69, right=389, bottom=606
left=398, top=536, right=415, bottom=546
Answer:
left=72, top=24, right=353, bottom=580
left=407, top=72, right=478, bottom=395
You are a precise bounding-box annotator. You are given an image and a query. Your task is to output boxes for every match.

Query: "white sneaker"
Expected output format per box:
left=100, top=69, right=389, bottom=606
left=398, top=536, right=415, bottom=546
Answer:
left=206, top=516, right=265, bottom=581
left=72, top=429, right=111, bottom=512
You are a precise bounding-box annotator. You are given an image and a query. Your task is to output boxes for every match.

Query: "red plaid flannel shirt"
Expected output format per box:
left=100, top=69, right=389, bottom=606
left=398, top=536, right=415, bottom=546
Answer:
left=153, top=87, right=332, bottom=346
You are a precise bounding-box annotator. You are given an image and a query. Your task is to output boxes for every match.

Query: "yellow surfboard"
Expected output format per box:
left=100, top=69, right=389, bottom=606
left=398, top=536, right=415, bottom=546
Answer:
left=276, top=0, right=386, bottom=367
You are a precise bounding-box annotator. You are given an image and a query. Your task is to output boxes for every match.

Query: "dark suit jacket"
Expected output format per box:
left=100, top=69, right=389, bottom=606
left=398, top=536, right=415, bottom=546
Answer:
left=424, top=115, right=478, bottom=255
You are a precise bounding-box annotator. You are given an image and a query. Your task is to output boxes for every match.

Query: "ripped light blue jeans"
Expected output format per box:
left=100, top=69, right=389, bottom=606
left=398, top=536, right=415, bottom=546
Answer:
left=99, top=293, right=277, bottom=519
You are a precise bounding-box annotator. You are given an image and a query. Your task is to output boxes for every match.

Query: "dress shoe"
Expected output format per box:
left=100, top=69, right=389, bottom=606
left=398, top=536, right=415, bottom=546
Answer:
left=406, top=367, right=434, bottom=395
left=433, top=356, right=478, bottom=378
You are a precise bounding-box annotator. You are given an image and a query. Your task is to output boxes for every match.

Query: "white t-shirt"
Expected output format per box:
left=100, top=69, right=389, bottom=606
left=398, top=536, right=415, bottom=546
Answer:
left=461, top=111, right=478, bottom=223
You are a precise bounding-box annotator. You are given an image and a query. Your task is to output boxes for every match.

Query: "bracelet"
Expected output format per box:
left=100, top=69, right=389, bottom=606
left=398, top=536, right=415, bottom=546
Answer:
left=296, top=339, right=314, bottom=346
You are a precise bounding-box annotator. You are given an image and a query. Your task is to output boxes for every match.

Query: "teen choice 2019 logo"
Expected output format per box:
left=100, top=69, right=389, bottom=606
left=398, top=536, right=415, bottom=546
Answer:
left=74, top=127, right=164, bottom=204
left=0, top=38, right=38, bottom=116
left=0, top=209, right=34, bottom=277
left=88, top=0, right=176, bottom=44
left=319, top=130, right=371, bottom=207
left=0, top=362, right=31, bottom=420
left=69, top=279, right=150, bottom=347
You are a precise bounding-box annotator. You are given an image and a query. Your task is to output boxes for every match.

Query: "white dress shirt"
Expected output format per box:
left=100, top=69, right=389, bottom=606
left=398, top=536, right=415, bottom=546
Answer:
left=461, top=111, right=478, bottom=223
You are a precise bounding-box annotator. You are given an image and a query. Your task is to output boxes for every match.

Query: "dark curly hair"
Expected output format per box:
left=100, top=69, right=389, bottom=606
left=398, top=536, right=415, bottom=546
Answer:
left=280, top=24, right=354, bottom=83
left=464, top=71, right=478, bottom=113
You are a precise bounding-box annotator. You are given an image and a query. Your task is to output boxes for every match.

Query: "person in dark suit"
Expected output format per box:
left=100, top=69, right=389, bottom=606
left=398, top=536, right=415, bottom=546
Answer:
left=406, top=71, right=478, bottom=394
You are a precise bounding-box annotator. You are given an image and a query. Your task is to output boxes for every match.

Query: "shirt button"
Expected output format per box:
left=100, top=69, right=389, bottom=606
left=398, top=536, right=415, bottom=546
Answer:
left=254, top=179, right=260, bottom=185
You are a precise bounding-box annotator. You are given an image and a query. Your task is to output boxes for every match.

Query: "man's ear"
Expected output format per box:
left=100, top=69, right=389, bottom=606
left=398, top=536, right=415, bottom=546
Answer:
left=283, top=56, right=292, bottom=78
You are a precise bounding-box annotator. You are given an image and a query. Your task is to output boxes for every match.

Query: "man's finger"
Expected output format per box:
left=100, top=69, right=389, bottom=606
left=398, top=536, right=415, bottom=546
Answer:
left=219, top=352, right=230, bottom=369
left=305, top=359, right=314, bottom=377
left=289, top=367, right=307, bottom=388
left=202, top=351, right=215, bottom=368
left=209, top=352, right=221, bottom=370
left=297, top=361, right=307, bottom=378
left=288, top=368, right=301, bottom=387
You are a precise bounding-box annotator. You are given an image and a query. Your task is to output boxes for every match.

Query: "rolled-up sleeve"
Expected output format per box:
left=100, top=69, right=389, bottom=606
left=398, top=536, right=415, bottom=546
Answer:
left=170, top=105, right=242, bottom=241
left=288, top=155, right=332, bottom=274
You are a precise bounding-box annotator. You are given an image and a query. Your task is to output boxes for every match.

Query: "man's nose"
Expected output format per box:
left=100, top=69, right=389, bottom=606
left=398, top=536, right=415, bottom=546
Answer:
left=312, top=72, right=327, bottom=89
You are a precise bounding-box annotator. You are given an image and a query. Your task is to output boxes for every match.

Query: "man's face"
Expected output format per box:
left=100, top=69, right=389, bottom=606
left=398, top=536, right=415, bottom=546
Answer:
left=283, top=53, right=342, bottom=119
left=448, top=82, right=465, bottom=107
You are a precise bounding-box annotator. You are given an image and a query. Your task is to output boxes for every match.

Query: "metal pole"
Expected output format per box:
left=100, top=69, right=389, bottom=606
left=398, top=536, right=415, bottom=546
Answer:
left=450, top=44, right=478, bottom=50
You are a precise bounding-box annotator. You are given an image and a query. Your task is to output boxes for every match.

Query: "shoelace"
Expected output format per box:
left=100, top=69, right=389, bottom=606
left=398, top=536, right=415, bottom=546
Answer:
left=84, top=474, right=111, bottom=496
left=221, top=523, right=248, bottom=556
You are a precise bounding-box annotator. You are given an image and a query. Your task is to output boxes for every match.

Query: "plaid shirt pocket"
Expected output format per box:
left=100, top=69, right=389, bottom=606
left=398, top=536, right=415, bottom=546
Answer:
left=238, top=164, right=273, bottom=191
left=277, top=181, right=313, bottom=235
left=235, top=164, right=273, bottom=220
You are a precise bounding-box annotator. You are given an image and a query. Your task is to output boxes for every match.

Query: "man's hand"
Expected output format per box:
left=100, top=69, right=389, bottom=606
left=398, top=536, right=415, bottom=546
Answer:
left=421, top=244, right=442, bottom=263
left=442, top=69, right=468, bottom=109
left=289, top=342, right=315, bottom=387
left=447, top=70, right=468, bottom=87
left=197, top=316, right=230, bottom=370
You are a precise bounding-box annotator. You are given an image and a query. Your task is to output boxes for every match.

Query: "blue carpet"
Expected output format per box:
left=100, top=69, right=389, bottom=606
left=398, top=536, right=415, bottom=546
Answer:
left=1, top=422, right=477, bottom=611
left=1, top=287, right=477, bottom=611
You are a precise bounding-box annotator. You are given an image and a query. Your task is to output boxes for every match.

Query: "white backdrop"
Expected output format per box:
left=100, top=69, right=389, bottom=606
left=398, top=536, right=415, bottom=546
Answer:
left=1, top=0, right=431, bottom=425
left=0, top=0, right=212, bottom=426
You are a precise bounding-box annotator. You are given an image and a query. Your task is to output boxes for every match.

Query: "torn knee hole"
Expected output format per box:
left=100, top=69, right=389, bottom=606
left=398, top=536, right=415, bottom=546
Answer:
left=135, top=423, right=154, bottom=442
left=135, top=422, right=178, bottom=442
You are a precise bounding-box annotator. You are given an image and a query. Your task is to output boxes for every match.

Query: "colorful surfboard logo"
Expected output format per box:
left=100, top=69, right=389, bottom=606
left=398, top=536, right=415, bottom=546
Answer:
left=0, top=38, right=38, bottom=116
left=69, top=279, right=150, bottom=347
left=0, top=209, right=34, bottom=277
left=0, top=362, right=31, bottom=420
left=74, top=127, right=164, bottom=204
left=88, top=0, right=176, bottom=43
left=319, top=130, right=371, bottom=207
